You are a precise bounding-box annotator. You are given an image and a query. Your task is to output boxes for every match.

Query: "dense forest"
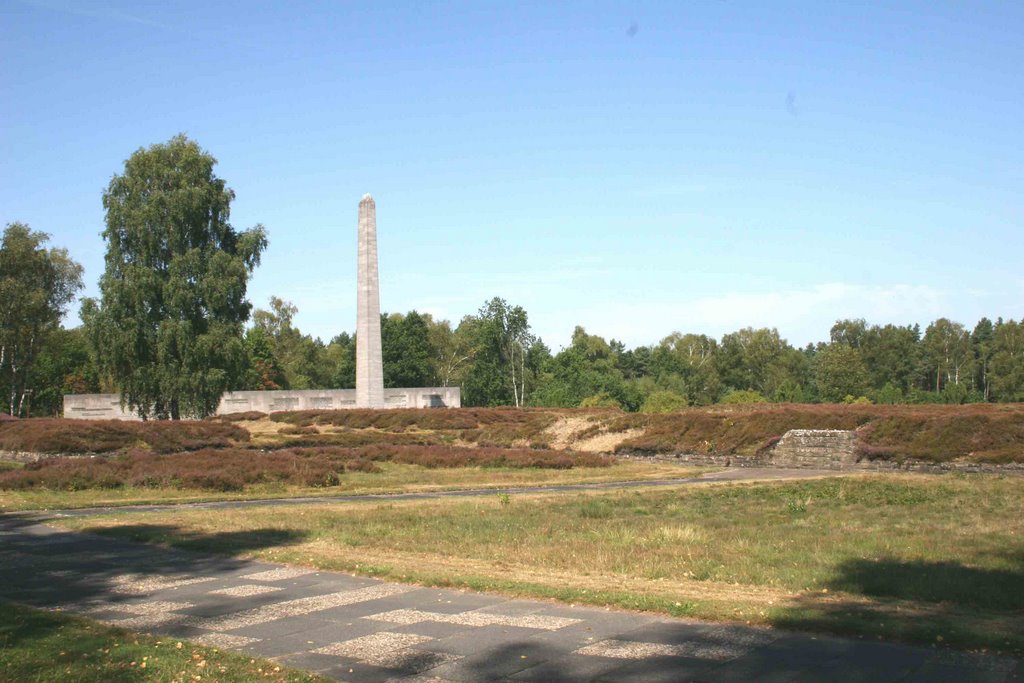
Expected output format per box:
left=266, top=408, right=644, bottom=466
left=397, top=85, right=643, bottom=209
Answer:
left=4, top=136, right=1022, bottom=417
left=6, top=287, right=1023, bottom=416
left=237, top=299, right=1024, bottom=411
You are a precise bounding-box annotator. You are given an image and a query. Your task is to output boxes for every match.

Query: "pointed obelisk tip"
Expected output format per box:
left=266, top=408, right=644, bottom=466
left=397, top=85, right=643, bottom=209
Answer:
left=361, top=193, right=373, bottom=203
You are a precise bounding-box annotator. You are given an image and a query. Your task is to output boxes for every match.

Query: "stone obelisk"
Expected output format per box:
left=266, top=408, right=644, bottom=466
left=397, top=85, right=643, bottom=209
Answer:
left=355, top=194, right=385, bottom=408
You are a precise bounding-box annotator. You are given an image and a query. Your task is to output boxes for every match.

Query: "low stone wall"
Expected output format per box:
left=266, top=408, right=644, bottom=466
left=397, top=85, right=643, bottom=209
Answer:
left=771, top=429, right=858, bottom=469
left=62, top=387, right=461, bottom=420
left=61, top=394, right=132, bottom=420
left=0, top=450, right=96, bottom=464
left=618, top=428, right=1024, bottom=475
left=217, top=388, right=461, bottom=414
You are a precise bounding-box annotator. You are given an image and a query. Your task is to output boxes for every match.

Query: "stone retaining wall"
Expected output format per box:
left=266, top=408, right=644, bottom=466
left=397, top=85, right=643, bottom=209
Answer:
left=771, top=429, right=858, bottom=469
left=618, top=428, right=1024, bottom=475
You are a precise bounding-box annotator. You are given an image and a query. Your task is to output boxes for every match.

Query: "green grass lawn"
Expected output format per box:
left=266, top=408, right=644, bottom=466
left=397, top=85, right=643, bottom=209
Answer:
left=0, top=460, right=708, bottom=511
left=62, top=473, right=1024, bottom=655
left=0, top=601, right=328, bottom=683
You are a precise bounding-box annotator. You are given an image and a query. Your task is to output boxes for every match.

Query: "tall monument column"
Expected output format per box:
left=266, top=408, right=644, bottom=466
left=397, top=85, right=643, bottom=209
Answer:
left=355, top=193, right=385, bottom=408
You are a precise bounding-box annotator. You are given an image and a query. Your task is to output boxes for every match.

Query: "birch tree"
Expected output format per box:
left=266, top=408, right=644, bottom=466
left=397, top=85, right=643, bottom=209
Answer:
left=84, top=135, right=266, bottom=419
left=462, top=297, right=538, bottom=407
left=921, top=318, right=973, bottom=394
left=0, top=223, right=83, bottom=416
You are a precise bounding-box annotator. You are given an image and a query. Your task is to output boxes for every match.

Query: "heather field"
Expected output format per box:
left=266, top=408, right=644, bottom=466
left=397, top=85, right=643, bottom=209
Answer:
left=1, top=404, right=1022, bottom=509
left=3, top=404, right=1022, bottom=462
left=0, top=418, right=248, bottom=454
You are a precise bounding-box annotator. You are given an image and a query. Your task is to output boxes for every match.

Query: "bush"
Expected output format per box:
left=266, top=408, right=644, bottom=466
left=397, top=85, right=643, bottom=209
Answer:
left=872, top=383, right=904, bottom=405
left=640, top=391, right=688, bottom=414
left=209, top=411, right=267, bottom=422
left=277, top=425, right=319, bottom=436
left=720, top=390, right=768, bottom=405
left=579, top=392, right=623, bottom=409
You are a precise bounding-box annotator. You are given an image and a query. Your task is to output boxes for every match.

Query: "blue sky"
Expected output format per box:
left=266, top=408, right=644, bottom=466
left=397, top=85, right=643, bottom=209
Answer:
left=2, top=1, right=1021, bottom=350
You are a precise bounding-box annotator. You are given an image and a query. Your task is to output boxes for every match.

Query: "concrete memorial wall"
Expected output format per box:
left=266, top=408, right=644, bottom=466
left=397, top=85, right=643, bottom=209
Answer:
left=64, top=194, right=457, bottom=420
left=63, top=387, right=461, bottom=420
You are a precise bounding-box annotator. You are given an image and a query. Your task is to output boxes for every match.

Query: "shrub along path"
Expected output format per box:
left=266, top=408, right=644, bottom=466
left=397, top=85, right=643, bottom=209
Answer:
left=38, top=467, right=833, bottom=518
left=1, top=515, right=1019, bottom=682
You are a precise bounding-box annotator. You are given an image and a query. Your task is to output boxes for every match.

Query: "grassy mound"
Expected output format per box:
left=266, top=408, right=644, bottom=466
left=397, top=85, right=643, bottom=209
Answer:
left=609, top=404, right=1024, bottom=463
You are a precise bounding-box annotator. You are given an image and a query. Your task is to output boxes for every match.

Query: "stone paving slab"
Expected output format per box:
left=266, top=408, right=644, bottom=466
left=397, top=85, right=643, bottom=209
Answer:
left=1, top=514, right=1020, bottom=682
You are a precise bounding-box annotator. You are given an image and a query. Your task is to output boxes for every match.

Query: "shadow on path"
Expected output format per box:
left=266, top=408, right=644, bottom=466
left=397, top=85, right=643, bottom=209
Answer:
left=2, top=513, right=1022, bottom=682
left=0, top=513, right=307, bottom=612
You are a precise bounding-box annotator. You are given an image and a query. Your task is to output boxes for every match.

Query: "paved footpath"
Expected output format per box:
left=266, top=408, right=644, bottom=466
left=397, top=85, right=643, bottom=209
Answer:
left=2, top=515, right=1020, bottom=682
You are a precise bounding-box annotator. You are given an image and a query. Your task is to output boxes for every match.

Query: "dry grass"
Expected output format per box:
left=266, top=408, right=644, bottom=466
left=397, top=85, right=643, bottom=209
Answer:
left=65, top=473, right=1024, bottom=654
left=0, top=460, right=704, bottom=511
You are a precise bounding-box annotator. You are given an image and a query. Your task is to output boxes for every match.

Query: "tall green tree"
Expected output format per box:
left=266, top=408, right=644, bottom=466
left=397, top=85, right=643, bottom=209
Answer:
left=829, top=319, right=868, bottom=348
left=427, top=316, right=475, bottom=387
left=242, top=327, right=286, bottom=390
left=815, top=343, right=869, bottom=402
left=0, top=222, right=83, bottom=416
left=650, top=332, right=721, bottom=405
left=718, top=327, right=797, bottom=397
left=462, top=297, right=544, bottom=407
left=990, top=319, right=1024, bottom=401
left=84, top=135, right=266, bottom=419
left=531, top=326, right=626, bottom=408
left=861, top=323, right=921, bottom=394
left=325, top=332, right=356, bottom=389
left=921, top=318, right=973, bottom=394
left=26, top=326, right=98, bottom=416
left=381, top=311, right=434, bottom=388
left=971, top=317, right=996, bottom=401
left=250, top=297, right=332, bottom=389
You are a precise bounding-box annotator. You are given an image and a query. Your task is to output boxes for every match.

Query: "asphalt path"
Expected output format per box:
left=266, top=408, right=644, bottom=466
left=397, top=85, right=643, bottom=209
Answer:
left=1, top=514, right=1018, bottom=682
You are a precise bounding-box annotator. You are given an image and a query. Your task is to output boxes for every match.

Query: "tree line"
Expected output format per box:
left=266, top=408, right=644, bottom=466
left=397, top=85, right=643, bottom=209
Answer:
left=202, top=301, right=1024, bottom=411
left=2, top=134, right=1022, bottom=417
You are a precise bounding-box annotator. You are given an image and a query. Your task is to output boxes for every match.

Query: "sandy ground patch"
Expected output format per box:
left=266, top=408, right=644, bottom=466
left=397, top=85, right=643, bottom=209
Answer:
left=572, top=428, right=642, bottom=453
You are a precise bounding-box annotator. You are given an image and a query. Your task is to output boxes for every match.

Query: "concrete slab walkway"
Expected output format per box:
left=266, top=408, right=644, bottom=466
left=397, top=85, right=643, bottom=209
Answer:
left=1, top=515, right=1020, bottom=682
